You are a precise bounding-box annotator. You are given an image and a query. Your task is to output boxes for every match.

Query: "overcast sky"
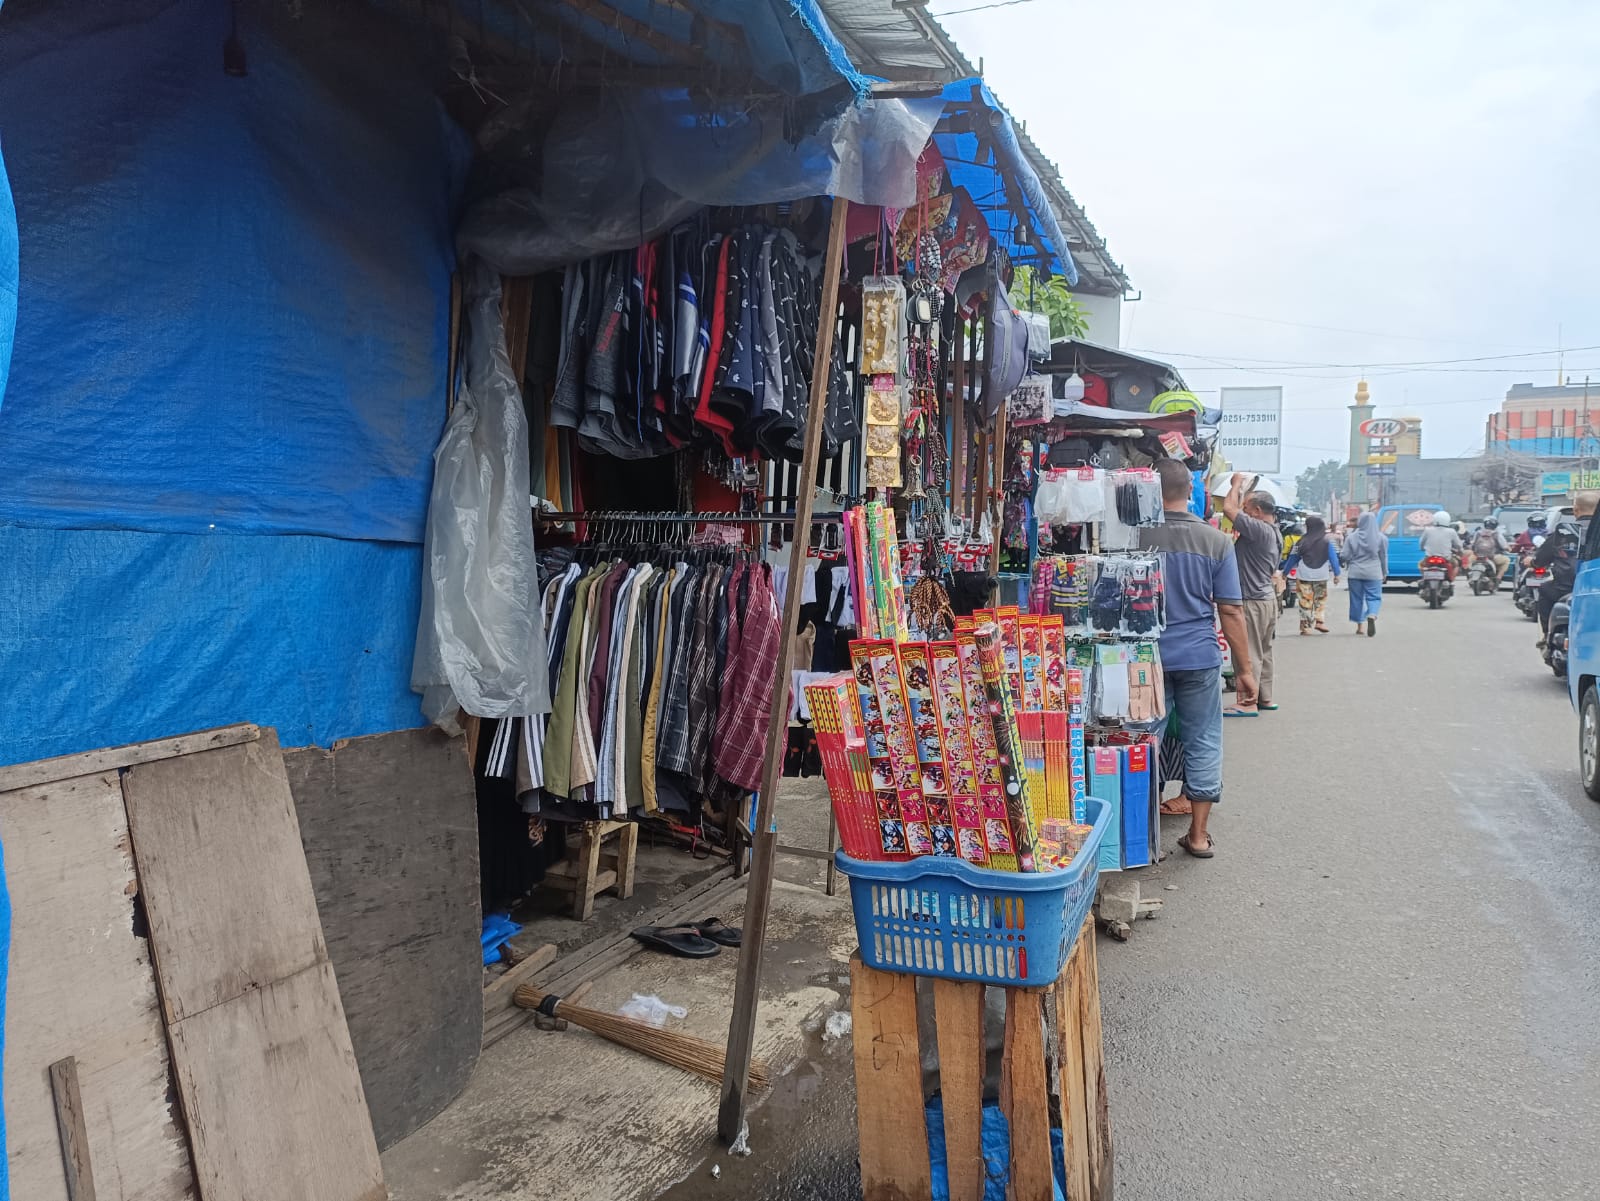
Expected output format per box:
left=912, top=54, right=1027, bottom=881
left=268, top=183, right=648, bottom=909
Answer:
left=937, top=0, right=1600, bottom=481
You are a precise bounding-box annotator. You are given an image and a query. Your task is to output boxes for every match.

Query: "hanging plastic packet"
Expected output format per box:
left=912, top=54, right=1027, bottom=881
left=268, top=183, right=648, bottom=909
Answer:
left=860, top=276, right=906, bottom=376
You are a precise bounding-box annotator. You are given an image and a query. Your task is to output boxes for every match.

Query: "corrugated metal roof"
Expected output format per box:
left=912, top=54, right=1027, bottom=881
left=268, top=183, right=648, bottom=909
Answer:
left=817, top=0, right=1132, bottom=296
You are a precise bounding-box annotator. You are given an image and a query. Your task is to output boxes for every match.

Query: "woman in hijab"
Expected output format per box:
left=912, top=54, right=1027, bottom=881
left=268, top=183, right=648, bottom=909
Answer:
left=1285, top=515, right=1340, bottom=634
left=1340, top=511, right=1389, bottom=636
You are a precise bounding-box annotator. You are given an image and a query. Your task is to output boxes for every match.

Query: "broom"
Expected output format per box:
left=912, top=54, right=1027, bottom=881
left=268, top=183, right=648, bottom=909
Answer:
left=515, top=985, right=770, bottom=1090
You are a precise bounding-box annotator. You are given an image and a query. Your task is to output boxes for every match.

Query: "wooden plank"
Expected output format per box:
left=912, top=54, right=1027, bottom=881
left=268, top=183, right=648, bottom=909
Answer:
left=48, top=1057, right=98, bottom=1201
left=166, top=962, right=385, bottom=1201
left=1079, top=920, right=1113, bottom=1201
left=850, top=955, right=931, bottom=1201
left=0, top=771, right=195, bottom=1201
left=123, top=734, right=385, bottom=1201
left=284, top=727, right=481, bottom=1150
left=1053, top=943, right=1092, bottom=1201
left=483, top=943, right=559, bottom=1014
left=0, top=723, right=259, bottom=794
left=1001, top=989, right=1054, bottom=1201
left=614, top=821, right=638, bottom=898
left=572, top=824, right=605, bottom=919
left=123, top=733, right=327, bottom=1023
left=483, top=870, right=742, bottom=1049
left=719, top=197, right=853, bottom=1143
left=951, top=315, right=967, bottom=522
left=931, top=980, right=985, bottom=1201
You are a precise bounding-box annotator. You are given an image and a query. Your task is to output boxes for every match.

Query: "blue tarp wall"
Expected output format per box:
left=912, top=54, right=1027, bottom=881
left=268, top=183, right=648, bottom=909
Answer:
left=0, top=0, right=470, bottom=766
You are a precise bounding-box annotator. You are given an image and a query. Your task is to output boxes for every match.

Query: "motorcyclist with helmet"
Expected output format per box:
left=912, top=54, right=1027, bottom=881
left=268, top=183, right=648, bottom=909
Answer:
left=1510, top=513, right=1547, bottom=555
left=1533, top=491, right=1598, bottom=640
left=1470, top=517, right=1511, bottom=587
left=1417, top=510, right=1464, bottom=579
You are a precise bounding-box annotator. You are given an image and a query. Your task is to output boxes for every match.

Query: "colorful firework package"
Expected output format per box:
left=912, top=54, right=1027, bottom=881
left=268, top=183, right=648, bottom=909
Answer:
left=820, top=617, right=1090, bottom=871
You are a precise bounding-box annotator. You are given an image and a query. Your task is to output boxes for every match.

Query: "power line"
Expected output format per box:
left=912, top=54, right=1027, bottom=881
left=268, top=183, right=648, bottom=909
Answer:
left=1131, top=297, right=1549, bottom=351
left=1123, top=344, right=1600, bottom=371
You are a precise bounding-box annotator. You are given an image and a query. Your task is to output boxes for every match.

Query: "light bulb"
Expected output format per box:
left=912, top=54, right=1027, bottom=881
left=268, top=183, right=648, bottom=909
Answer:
left=1062, top=372, right=1086, bottom=402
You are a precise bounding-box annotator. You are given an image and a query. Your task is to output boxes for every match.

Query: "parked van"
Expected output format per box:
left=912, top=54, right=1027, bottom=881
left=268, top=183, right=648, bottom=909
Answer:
left=1565, top=518, right=1600, bottom=798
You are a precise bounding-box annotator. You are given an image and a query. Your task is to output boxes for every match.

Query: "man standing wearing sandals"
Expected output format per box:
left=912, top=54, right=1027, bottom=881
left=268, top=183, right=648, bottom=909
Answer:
left=1142, top=460, right=1255, bottom=859
left=1221, top=472, right=1284, bottom=716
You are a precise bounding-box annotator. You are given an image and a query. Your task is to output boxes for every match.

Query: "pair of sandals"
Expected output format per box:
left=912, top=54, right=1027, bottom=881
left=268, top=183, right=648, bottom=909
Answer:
left=631, top=918, right=743, bottom=959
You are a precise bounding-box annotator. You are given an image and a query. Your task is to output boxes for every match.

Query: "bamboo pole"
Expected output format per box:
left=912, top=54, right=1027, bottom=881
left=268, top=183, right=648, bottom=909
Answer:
left=717, top=198, right=851, bottom=1144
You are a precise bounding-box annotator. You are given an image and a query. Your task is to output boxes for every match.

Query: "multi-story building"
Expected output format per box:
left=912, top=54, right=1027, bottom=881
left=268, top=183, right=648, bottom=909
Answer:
left=1486, top=382, right=1600, bottom=459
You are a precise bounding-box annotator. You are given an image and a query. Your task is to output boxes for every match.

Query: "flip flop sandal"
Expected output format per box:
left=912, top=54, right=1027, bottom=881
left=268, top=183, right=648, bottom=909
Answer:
left=1258, top=703, right=1280, bottom=711
left=1222, top=707, right=1259, bottom=718
left=692, top=917, right=743, bottom=947
left=1177, top=834, right=1215, bottom=859
left=631, top=925, right=722, bottom=958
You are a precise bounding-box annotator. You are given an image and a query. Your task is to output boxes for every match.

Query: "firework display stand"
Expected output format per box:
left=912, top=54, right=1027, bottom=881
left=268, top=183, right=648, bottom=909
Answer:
left=849, top=913, right=1112, bottom=1201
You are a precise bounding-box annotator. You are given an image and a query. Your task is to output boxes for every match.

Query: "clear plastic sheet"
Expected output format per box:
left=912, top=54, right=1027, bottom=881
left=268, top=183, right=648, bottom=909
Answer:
left=459, top=92, right=944, bottom=275
left=413, top=259, right=551, bottom=726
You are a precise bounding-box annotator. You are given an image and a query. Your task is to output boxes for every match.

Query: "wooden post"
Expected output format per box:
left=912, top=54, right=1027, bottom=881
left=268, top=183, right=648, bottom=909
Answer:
left=932, top=980, right=985, bottom=1201
left=1000, top=989, right=1054, bottom=1201
left=49, top=1056, right=97, bottom=1201
left=851, top=956, right=932, bottom=1201
left=951, top=316, right=967, bottom=523
left=986, top=314, right=1007, bottom=595
left=718, top=198, right=851, bottom=1144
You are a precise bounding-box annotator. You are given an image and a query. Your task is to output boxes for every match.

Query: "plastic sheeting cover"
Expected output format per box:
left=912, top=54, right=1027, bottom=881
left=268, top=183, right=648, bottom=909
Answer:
left=0, top=0, right=466, bottom=541
left=460, top=91, right=944, bottom=275
left=412, top=259, right=551, bottom=725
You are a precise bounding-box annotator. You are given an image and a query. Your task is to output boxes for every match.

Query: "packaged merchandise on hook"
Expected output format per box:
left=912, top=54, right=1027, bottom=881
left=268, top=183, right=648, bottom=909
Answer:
left=1032, top=554, right=1166, bottom=639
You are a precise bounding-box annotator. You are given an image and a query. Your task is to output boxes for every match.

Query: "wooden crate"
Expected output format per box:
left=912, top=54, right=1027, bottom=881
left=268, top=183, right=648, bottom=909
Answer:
left=540, top=819, right=639, bottom=920
left=851, top=914, right=1111, bottom=1201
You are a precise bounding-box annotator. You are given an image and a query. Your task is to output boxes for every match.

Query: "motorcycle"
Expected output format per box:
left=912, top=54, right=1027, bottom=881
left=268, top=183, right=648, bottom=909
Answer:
left=1466, top=554, right=1498, bottom=597
left=1546, top=596, right=1571, bottom=678
left=1515, top=560, right=1550, bottom=621
left=1281, top=565, right=1299, bottom=612
left=1419, top=555, right=1455, bottom=609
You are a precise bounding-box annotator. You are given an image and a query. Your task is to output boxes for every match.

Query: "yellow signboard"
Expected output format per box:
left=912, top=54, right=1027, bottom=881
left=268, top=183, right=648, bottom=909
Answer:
left=1366, top=452, right=1397, bottom=465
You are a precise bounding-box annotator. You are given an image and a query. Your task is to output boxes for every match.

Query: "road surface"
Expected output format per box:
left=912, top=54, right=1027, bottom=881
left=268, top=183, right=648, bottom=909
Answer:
left=1102, top=586, right=1600, bottom=1199
left=675, top=585, right=1600, bottom=1200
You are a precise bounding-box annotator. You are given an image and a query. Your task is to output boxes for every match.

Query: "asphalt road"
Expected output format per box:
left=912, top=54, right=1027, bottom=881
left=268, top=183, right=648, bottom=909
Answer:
left=1102, top=584, right=1600, bottom=1200
left=676, top=583, right=1600, bottom=1201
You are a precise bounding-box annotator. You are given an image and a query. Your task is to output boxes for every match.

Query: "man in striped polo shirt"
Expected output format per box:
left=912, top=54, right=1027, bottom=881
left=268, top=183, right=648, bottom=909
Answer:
left=1140, top=459, right=1255, bottom=859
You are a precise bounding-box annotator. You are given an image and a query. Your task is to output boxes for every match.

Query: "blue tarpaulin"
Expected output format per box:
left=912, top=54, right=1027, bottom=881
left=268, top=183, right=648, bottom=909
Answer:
left=933, top=78, right=1079, bottom=286
left=0, top=0, right=464, bottom=767
left=0, top=0, right=466, bottom=541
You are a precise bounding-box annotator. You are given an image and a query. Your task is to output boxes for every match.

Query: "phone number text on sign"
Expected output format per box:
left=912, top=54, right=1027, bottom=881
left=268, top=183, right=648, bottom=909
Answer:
left=1218, top=386, right=1283, bottom=473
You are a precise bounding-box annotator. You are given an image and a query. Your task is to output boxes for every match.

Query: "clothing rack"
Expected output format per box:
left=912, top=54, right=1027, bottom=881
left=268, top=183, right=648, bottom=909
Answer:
left=535, top=510, right=846, bottom=525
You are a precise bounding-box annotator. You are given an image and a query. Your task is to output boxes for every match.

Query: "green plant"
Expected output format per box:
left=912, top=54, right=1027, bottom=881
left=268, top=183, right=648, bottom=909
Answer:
left=1295, top=459, right=1346, bottom=511
left=1012, top=265, right=1089, bottom=340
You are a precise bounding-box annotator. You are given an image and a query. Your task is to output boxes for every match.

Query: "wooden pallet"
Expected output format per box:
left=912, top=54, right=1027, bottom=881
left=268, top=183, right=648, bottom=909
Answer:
left=540, top=820, right=639, bottom=920
left=851, top=915, right=1111, bottom=1201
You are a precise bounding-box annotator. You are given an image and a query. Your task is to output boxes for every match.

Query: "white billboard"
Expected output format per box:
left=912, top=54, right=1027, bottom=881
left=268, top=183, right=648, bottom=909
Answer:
left=1218, top=386, right=1283, bottom=474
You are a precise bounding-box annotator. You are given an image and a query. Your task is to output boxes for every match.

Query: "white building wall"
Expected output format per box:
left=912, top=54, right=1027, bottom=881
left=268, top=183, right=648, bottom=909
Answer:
left=1074, top=291, right=1123, bottom=347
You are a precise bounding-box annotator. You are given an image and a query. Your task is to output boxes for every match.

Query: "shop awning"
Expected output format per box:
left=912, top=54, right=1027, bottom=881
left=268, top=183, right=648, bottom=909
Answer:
left=933, top=78, right=1079, bottom=285
left=380, top=0, right=868, bottom=99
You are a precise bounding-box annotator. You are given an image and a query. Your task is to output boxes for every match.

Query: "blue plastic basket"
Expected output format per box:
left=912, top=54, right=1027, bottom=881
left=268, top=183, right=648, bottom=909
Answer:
left=834, top=798, right=1110, bottom=986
